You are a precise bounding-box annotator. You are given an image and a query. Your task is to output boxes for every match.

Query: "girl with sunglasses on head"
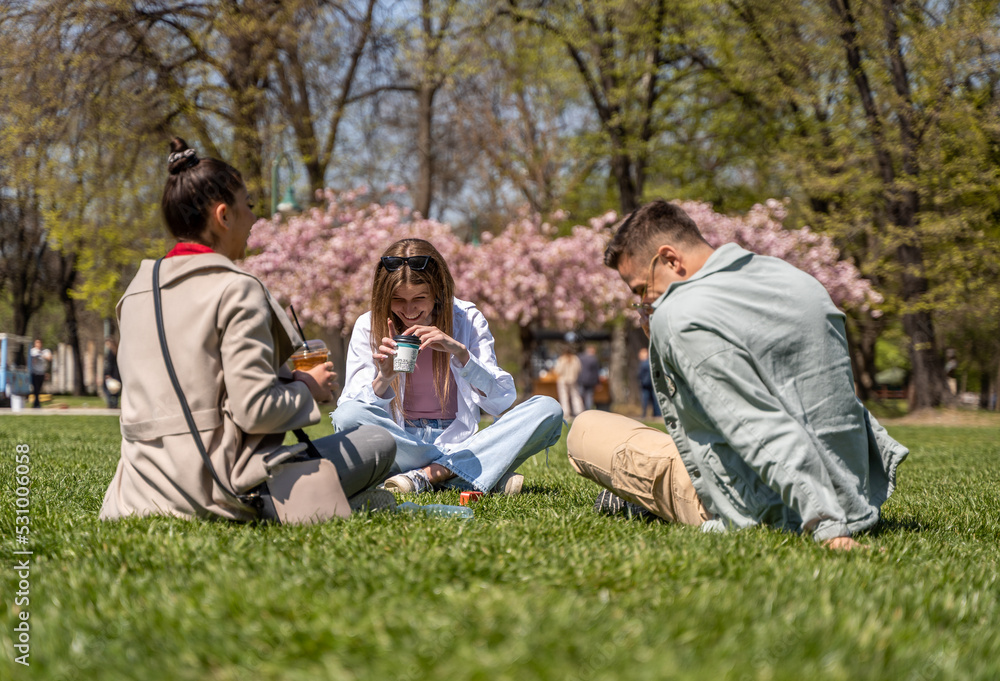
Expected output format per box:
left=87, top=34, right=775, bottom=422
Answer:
left=332, top=238, right=563, bottom=494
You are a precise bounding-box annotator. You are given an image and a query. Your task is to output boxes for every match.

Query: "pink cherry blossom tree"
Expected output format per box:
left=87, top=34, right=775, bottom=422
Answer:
left=457, top=208, right=630, bottom=389
left=679, top=198, right=881, bottom=312
left=460, top=208, right=628, bottom=329
left=245, top=191, right=631, bottom=338
left=245, top=186, right=469, bottom=335
left=244, top=188, right=880, bottom=398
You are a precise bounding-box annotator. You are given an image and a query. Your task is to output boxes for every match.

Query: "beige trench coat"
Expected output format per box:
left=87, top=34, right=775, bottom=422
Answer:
left=99, top=254, right=320, bottom=521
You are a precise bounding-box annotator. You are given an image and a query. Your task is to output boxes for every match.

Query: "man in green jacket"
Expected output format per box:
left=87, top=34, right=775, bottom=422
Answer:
left=567, top=200, right=908, bottom=550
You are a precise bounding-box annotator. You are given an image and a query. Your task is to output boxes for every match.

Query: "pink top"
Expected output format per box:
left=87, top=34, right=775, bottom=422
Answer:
left=404, top=350, right=459, bottom=420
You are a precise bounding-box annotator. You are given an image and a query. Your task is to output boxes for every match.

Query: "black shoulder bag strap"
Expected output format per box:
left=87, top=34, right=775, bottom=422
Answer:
left=152, top=258, right=256, bottom=510
left=292, top=427, right=321, bottom=458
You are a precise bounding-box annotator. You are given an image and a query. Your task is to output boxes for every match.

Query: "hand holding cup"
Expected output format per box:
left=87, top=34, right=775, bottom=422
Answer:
left=290, top=339, right=336, bottom=403
left=373, top=319, right=401, bottom=378
left=400, top=324, right=470, bottom=366
left=297, top=362, right=337, bottom=403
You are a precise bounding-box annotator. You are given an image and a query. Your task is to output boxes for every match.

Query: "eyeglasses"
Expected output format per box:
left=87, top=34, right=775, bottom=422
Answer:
left=380, top=255, right=431, bottom=272
left=629, top=253, right=661, bottom=317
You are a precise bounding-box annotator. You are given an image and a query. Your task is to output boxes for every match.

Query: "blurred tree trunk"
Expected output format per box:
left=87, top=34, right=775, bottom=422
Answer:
left=410, top=0, right=460, bottom=218
left=608, top=322, right=628, bottom=404
left=995, top=362, right=1000, bottom=412
left=414, top=79, right=437, bottom=218
left=828, top=0, right=952, bottom=409
left=1, top=190, right=49, bottom=340
left=273, top=0, right=378, bottom=200
left=518, top=326, right=537, bottom=397
left=846, top=311, right=883, bottom=401
left=57, top=252, right=85, bottom=396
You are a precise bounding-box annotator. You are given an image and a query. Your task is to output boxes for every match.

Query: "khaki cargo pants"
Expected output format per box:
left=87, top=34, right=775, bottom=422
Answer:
left=567, top=411, right=709, bottom=526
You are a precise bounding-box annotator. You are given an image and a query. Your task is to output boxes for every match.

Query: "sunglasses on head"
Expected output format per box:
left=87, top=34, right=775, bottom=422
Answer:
left=380, top=255, right=431, bottom=272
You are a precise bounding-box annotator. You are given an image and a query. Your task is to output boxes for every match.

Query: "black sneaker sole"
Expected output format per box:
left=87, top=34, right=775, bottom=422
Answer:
left=594, top=489, right=655, bottom=520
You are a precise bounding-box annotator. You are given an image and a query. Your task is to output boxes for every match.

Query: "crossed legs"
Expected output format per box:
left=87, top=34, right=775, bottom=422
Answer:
left=567, top=410, right=708, bottom=526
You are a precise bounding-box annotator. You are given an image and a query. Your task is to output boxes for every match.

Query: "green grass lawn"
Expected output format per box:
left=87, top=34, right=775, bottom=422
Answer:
left=2, top=415, right=999, bottom=680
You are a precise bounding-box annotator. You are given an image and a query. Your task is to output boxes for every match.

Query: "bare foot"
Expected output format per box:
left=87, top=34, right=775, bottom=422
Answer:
left=421, top=463, right=456, bottom=485
left=823, top=536, right=866, bottom=551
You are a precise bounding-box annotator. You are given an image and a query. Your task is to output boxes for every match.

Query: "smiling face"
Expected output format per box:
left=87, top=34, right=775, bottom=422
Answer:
left=617, top=251, right=661, bottom=337
left=391, top=282, right=435, bottom=328
left=618, top=251, right=662, bottom=304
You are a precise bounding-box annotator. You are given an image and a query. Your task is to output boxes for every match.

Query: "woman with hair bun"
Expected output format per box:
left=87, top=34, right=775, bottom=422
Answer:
left=100, top=137, right=396, bottom=522
left=332, top=238, right=563, bottom=495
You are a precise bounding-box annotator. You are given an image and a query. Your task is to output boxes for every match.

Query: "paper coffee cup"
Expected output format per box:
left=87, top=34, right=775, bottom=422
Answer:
left=290, top=339, right=329, bottom=371
left=392, top=335, right=420, bottom=373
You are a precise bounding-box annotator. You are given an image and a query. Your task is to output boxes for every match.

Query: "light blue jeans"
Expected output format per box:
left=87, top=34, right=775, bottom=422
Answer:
left=330, top=395, right=563, bottom=493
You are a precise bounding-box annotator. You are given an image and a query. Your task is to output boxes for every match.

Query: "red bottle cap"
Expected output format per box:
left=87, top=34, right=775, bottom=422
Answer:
left=459, top=491, right=484, bottom=506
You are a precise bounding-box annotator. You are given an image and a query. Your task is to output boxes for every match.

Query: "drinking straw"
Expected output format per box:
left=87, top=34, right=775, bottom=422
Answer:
left=289, top=306, right=307, bottom=341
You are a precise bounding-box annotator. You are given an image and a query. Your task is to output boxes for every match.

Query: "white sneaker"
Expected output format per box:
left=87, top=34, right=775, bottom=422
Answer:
left=383, top=469, right=433, bottom=494
left=492, top=472, right=524, bottom=495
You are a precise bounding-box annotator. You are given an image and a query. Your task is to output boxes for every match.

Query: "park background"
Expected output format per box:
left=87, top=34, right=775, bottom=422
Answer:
left=1, top=0, right=999, bottom=414
left=3, top=3, right=1000, bottom=680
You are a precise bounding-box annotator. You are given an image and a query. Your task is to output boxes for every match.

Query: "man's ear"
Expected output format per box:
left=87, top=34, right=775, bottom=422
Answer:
left=655, top=244, right=682, bottom=271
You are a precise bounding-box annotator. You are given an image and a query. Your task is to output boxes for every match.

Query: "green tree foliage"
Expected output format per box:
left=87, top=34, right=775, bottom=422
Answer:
left=269, top=0, right=382, bottom=198
left=452, top=17, right=597, bottom=222
left=704, top=0, right=1000, bottom=409
left=72, top=0, right=281, bottom=200
left=4, top=0, right=999, bottom=409
left=8, top=2, right=166, bottom=320
left=2, top=0, right=386, bottom=325
left=1, top=1, right=170, bottom=390
left=498, top=0, right=693, bottom=214
left=83, top=0, right=393, bottom=209
left=0, top=2, right=67, bottom=337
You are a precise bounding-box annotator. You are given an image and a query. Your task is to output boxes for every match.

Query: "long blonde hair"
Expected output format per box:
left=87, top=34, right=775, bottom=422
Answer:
left=370, top=239, right=455, bottom=419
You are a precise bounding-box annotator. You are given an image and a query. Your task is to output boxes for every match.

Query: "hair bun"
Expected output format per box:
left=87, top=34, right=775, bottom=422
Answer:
left=167, top=147, right=199, bottom=174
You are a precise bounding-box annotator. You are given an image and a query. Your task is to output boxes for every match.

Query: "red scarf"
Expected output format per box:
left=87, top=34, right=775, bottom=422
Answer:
left=165, top=242, right=215, bottom=258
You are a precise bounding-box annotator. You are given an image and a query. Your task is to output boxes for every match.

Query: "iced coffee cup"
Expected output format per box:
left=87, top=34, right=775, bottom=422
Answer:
left=290, top=339, right=329, bottom=371
left=392, top=335, right=420, bottom=373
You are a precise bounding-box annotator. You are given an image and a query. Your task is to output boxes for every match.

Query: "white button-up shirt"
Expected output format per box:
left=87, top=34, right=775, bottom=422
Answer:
left=337, top=298, right=517, bottom=448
